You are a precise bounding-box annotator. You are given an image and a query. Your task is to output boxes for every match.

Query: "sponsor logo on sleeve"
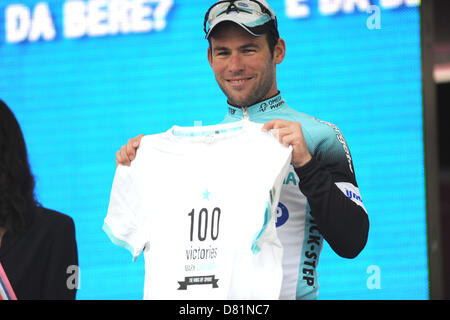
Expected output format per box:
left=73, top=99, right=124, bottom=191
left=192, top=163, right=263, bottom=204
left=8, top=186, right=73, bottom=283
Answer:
left=335, top=182, right=367, bottom=214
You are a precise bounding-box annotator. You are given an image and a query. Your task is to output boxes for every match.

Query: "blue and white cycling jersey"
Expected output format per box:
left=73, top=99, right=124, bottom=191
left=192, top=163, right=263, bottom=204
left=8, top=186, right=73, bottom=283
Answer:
left=223, top=92, right=369, bottom=300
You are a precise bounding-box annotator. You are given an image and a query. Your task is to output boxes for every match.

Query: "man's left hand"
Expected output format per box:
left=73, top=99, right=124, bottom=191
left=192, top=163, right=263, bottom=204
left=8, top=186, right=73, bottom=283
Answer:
left=262, top=119, right=312, bottom=168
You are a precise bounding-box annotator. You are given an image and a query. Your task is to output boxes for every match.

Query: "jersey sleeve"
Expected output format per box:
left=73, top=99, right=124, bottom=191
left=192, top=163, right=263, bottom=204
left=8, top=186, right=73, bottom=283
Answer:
left=295, top=122, right=369, bottom=259
left=103, top=156, right=147, bottom=262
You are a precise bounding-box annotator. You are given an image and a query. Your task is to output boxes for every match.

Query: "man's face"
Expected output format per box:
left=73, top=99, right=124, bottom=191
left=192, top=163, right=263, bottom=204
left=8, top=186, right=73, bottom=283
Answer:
left=208, top=23, right=284, bottom=107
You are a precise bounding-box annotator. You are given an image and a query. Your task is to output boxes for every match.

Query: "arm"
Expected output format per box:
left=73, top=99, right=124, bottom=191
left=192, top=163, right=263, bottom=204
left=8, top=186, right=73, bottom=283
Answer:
left=262, top=119, right=369, bottom=259
left=42, top=213, right=79, bottom=299
left=294, top=157, right=369, bottom=258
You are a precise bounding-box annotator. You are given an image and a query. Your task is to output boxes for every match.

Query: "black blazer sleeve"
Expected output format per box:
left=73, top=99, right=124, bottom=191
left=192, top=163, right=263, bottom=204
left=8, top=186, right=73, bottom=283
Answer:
left=41, top=212, right=79, bottom=299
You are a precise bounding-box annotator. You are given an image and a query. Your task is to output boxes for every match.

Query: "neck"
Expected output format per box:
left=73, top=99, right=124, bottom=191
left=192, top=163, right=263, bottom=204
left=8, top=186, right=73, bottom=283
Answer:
left=226, top=91, right=286, bottom=119
left=227, top=91, right=281, bottom=109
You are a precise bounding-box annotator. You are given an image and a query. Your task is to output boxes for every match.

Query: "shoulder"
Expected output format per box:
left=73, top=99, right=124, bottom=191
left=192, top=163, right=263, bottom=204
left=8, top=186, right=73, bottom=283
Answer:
left=33, top=207, right=76, bottom=235
left=276, top=105, right=346, bottom=149
left=278, top=105, right=355, bottom=174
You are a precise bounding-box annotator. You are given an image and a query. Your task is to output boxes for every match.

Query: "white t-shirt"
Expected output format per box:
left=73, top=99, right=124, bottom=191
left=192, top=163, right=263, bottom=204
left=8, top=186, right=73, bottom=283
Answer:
left=104, top=120, right=292, bottom=300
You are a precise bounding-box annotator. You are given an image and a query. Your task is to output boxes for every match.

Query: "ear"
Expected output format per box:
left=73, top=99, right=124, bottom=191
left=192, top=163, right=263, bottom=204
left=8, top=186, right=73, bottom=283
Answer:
left=273, top=38, right=286, bottom=65
left=207, top=46, right=213, bottom=67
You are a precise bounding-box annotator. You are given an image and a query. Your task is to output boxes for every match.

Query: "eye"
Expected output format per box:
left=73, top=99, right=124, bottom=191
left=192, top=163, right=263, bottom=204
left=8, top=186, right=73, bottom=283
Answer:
left=215, top=50, right=230, bottom=57
left=242, top=48, right=257, bottom=54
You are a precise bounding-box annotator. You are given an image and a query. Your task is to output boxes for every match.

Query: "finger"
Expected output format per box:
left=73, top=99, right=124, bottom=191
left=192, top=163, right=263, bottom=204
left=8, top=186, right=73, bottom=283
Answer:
left=133, top=134, right=144, bottom=147
left=262, top=119, right=276, bottom=131
left=126, top=139, right=136, bottom=160
left=119, top=145, right=131, bottom=166
left=262, top=119, right=285, bottom=131
left=115, top=148, right=124, bottom=166
left=127, top=134, right=144, bottom=161
left=280, top=132, right=297, bottom=147
left=278, top=131, right=312, bottom=166
left=271, top=127, right=292, bottom=144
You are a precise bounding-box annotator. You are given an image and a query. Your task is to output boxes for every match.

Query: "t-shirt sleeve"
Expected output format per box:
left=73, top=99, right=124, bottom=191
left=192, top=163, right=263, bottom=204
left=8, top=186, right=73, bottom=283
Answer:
left=268, top=145, right=293, bottom=215
left=252, top=138, right=292, bottom=253
left=103, top=158, right=146, bottom=262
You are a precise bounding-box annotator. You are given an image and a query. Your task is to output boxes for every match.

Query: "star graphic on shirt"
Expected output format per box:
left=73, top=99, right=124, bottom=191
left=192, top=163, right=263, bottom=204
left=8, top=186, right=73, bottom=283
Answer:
left=202, top=189, right=211, bottom=200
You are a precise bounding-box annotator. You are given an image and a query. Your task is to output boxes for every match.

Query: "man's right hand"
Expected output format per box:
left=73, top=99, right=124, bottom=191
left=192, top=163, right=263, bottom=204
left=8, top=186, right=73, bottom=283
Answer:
left=115, top=134, right=144, bottom=167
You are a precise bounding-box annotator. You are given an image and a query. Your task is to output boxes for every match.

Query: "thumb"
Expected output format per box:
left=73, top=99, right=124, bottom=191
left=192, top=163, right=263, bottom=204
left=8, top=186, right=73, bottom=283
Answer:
left=262, top=120, right=277, bottom=131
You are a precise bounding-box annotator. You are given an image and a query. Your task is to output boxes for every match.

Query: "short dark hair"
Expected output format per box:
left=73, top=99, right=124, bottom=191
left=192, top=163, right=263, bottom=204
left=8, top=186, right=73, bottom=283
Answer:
left=208, top=21, right=280, bottom=58
left=262, top=20, right=280, bottom=55
left=0, top=100, right=38, bottom=235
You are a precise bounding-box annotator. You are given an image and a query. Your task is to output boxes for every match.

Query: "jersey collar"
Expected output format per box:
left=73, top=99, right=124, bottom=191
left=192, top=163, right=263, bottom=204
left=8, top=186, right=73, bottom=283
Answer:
left=227, top=92, right=287, bottom=120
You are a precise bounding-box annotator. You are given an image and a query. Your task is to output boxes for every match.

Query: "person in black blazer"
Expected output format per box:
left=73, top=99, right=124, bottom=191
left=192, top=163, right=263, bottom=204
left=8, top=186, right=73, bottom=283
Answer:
left=0, top=100, right=78, bottom=300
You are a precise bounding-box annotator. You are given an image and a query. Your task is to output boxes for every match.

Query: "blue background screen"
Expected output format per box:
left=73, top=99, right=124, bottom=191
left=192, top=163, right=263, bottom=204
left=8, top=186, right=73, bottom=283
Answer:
left=0, top=0, right=427, bottom=299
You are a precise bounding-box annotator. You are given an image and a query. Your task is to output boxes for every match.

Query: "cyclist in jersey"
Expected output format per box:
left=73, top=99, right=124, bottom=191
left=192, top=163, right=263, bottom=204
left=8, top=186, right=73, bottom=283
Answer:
left=115, top=0, right=369, bottom=299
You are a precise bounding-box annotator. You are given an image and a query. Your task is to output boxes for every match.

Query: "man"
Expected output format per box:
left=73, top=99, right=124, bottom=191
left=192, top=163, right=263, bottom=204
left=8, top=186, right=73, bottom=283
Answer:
left=115, top=0, right=369, bottom=299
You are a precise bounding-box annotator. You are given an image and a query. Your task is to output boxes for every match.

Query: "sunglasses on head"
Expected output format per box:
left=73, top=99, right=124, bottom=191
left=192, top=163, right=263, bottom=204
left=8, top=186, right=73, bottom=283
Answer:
left=203, top=0, right=277, bottom=35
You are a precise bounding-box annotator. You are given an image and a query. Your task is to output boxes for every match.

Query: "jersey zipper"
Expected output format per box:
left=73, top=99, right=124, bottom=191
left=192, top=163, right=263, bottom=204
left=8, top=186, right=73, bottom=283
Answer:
left=242, top=107, right=249, bottom=120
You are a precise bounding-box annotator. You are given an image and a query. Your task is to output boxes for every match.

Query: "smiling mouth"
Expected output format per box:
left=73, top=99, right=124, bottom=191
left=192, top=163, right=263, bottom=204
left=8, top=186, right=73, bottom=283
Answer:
left=226, top=77, right=253, bottom=88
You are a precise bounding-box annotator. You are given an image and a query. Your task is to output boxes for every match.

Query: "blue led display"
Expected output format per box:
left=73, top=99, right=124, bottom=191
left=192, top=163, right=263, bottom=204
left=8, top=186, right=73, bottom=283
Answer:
left=0, top=0, right=427, bottom=299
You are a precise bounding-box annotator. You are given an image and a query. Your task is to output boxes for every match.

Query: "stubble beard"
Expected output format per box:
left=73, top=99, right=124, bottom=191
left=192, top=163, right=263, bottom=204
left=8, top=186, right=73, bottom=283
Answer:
left=218, top=63, right=276, bottom=108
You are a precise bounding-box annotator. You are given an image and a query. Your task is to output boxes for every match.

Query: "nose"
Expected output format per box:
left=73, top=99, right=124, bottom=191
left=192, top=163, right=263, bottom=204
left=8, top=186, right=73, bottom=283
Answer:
left=228, top=52, right=244, bottom=73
